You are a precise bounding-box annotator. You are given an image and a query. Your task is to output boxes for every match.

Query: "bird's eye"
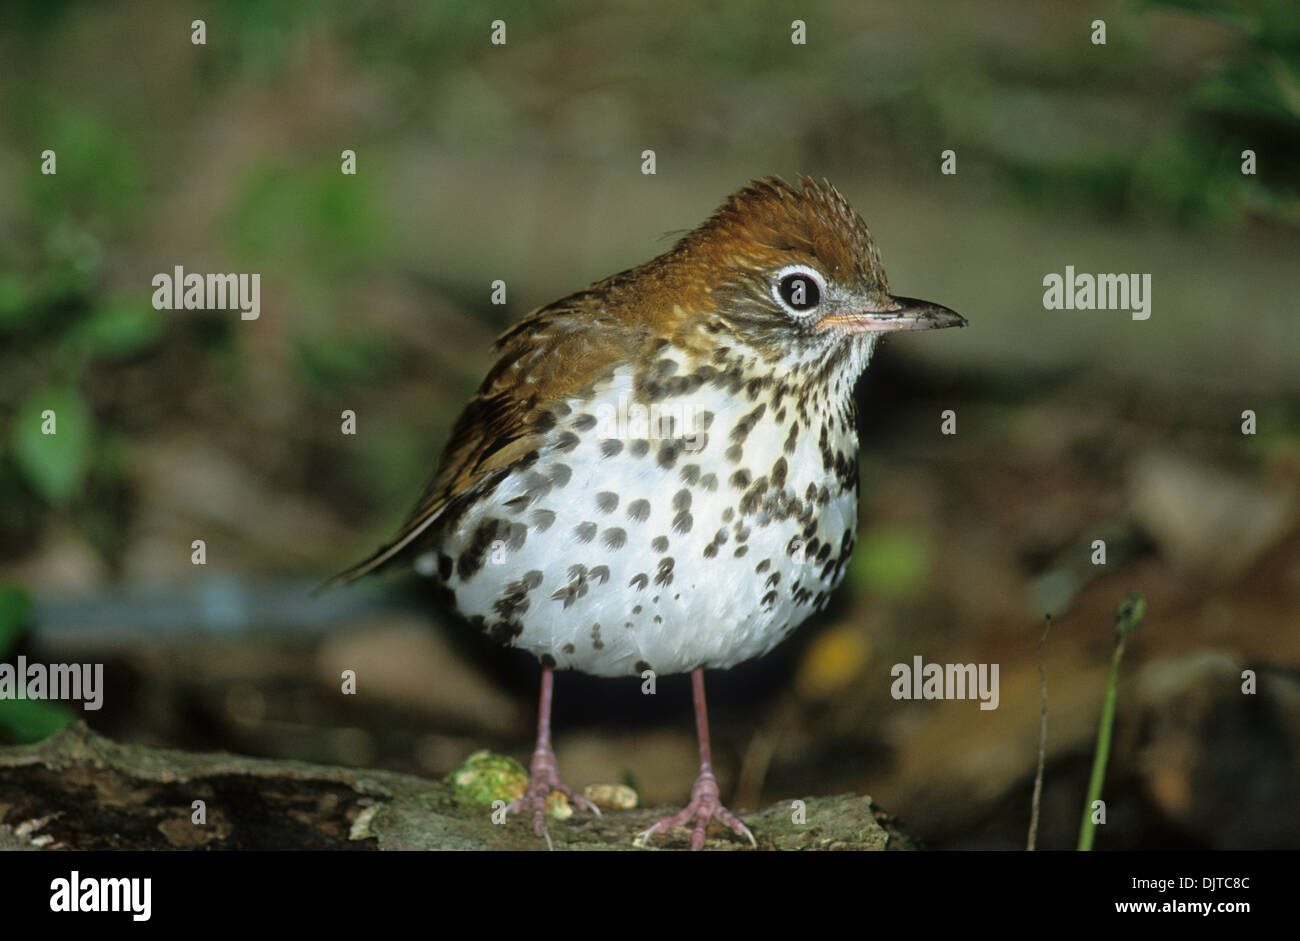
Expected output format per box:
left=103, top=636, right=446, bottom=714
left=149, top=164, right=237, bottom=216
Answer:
left=773, top=267, right=823, bottom=315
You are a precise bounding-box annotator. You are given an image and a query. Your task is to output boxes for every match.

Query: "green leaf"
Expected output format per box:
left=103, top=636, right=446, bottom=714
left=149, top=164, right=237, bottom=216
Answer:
left=0, top=698, right=76, bottom=744
left=292, top=330, right=397, bottom=390
left=0, top=585, right=68, bottom=744
left=73, top=298, right=164, bottom=360
left=851, top=527, right=930, bottom=599
left=0, top=584, right=34, bottom=658
left=225, top=163, right=384, bottom=277
left=0, top=272, right=35, bottom=330
left=9, top=385, right=92, bottom=505
left=25, top=108, right=143, bottom=222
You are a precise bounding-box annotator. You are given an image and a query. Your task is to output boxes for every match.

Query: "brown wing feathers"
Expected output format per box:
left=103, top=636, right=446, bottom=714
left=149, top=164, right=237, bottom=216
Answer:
left=322, top=295, right=626, bottom=588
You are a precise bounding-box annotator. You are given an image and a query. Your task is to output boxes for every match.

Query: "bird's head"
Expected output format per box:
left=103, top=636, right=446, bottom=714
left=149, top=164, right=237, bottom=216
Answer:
left=660, top=176, right=965, bottom=387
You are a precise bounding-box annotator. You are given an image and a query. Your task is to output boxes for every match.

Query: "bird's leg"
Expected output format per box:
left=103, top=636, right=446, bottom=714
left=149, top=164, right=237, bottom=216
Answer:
left=635, top=667, right=757, bottom=850
left=506, top=665, right=599, bottom=849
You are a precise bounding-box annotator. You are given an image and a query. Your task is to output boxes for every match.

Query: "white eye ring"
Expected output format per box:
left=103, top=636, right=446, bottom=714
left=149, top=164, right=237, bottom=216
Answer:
left=771, top=265, right=826, bottom=317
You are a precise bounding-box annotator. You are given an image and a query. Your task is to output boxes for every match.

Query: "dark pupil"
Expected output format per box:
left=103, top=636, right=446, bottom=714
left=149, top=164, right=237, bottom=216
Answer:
left=778, top=273, right=820, bottom=311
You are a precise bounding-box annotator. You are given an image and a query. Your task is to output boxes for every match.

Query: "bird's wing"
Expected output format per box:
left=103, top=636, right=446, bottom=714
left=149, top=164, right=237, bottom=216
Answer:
left=321, top=291, right=640, bottom=589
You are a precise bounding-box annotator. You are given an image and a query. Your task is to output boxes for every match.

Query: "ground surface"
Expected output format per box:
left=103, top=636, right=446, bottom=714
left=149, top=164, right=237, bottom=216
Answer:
left=0, top=723, right=914, bottom=851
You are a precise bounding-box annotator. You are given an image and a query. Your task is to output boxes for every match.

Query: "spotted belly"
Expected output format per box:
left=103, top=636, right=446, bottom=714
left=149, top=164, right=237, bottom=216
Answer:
left=419, top=372, right=860, bottom=678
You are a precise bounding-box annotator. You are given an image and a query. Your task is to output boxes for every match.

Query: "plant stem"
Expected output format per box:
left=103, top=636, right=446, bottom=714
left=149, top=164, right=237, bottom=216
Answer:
left=1027, top=613, right=1052, bottom=851
left=1077, top=591, right=1145, bottom=851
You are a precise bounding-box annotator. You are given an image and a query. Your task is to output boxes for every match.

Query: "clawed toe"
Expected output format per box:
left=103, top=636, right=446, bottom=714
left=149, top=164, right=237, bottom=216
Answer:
left=506, top=768, right=600, bottom=850
left=634, top=769, right=755, bottom=851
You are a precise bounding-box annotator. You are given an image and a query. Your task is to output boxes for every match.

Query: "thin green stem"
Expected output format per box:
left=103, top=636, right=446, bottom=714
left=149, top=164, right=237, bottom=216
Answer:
left=1077, top=591, right=1145, bottom=851
left=1027, top=613, right=1052, bottom=851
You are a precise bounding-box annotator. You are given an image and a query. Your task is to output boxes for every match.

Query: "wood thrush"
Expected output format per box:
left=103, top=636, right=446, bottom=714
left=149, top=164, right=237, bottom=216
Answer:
left=329, top=176, right=965, bottom=849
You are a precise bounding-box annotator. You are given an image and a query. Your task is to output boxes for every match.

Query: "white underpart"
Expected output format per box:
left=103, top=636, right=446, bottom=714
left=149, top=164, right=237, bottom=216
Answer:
left=434, top=351, right=867, bottom=678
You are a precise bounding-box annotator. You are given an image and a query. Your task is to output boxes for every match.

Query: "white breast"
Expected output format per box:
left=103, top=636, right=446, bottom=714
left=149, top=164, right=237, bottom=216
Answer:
left=430, top=365, right=861, bottom=677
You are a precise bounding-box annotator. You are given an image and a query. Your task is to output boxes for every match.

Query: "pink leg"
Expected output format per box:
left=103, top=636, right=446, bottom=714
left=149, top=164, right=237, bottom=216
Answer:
left=636, top=667, right=757, bottom=850
left=506, top=665, right=599, bottom=849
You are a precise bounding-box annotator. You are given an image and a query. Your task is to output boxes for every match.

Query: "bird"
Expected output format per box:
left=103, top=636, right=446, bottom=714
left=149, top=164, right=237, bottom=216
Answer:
left=327, top=176, right=965, bottom=850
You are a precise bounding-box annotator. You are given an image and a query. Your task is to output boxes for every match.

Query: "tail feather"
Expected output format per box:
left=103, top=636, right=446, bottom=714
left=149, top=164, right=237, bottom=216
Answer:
left=313, top=542, right=404, bottom=595
left=315, top=499, right=449, bottom=594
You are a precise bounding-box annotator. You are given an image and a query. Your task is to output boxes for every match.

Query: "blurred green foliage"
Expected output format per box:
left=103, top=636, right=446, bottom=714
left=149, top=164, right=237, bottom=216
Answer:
left=1131, top=0, right=1300, bottom=224
left=10, top=386, right=91, bottom=506
left=225, top=163, right=386, bottom=281
left=23, top=106, right=143, bottom=224
left=0, top=587, right=31, bottom=657
left=0, top=101, right=154, bottom=559
left=850, top=526, right=931, bottom=600
left=292, top=330, right=399, bottom=394
left=875, top=0, right=1299, bottom=226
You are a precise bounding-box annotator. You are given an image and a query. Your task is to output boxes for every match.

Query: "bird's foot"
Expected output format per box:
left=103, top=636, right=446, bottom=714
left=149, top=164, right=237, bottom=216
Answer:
left=634, top=768, right=757, bottom=851
left=506, top=743, right=599, bottom=850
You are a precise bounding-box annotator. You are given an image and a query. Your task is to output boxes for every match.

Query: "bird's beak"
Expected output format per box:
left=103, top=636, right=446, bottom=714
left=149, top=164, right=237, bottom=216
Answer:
left=817, top=296, right=967, bottom=334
